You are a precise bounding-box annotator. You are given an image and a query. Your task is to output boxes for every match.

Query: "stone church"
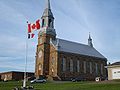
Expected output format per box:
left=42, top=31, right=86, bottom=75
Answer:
left=35, top=0, right=107, bottom=81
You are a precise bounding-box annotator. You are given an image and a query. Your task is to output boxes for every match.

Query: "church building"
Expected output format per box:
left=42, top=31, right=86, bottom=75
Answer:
left=35, top=0, right=107, bottom=81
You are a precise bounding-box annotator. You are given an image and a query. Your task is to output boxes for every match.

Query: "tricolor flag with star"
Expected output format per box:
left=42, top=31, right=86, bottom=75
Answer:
left=27, top=19, right=40, bottom=39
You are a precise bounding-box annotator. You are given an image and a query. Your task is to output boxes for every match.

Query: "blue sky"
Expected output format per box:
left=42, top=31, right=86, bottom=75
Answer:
left=0, top=0, right=120, bottom=72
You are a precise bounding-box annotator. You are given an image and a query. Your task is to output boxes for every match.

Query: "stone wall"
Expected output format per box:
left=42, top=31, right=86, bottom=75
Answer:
left=57, top=51, right=107, bottom=81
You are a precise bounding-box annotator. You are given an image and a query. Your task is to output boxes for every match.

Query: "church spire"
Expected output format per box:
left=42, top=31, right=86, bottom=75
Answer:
left=88, top=32, right=93, bottom=47
left=42, top=0, right=54, bottom=18
left=46, top=0, right=51, bottom=9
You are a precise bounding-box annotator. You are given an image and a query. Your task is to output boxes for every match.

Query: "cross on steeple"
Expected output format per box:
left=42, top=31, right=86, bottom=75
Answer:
left=46, top=0, right=51, bottom=9
left=88, top=32, right=93, bottom=47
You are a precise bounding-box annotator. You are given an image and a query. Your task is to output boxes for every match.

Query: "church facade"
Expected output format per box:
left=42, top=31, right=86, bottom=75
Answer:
left=35, top=0, right=107, bottom=81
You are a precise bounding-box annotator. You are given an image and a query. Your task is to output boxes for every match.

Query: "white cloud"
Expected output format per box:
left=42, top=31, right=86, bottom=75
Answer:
left=0, top=2, right=27, bottom=25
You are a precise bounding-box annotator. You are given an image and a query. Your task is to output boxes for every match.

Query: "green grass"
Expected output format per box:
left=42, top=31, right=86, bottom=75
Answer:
left=0, top=81, right=120, bottom=90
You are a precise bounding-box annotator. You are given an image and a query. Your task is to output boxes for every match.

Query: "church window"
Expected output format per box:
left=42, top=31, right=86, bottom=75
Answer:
left=49, top=19, right=52, bottom=27
left=101, top=64, right=103, bottom=75
left=70, top=59, right=73, bottom=72
left=62, top=58, right=66, bottom=72
left=77, top=60, right=80, bottom=72
left=42, top=19, right=45, bottom=27
left=86, top=62, right=90, bottom=73
left=90, top=62, right=92, bottom=74
left=95, top=63, right=98, bottom=75
left=84, top=61, right=86, bottom=73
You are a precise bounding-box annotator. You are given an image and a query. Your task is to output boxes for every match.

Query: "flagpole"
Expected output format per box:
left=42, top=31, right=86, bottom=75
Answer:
left=23, top=23, right=29, bottom=88
left=22, top=20, right=40, bottom=89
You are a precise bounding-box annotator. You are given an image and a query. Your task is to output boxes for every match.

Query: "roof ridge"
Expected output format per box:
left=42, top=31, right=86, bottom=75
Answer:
left=57, top=38, right=89, bottom=47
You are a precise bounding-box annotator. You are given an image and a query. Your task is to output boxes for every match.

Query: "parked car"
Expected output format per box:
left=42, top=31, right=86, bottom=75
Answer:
left=71, top=77, right=85, bottom=82
left=30, top=78, right=46, bottom=83
left=71, top=78, right=80, bottom=82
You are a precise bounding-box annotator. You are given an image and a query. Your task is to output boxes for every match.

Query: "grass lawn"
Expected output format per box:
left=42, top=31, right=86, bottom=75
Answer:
left=0, top=81, right=120, bottom=90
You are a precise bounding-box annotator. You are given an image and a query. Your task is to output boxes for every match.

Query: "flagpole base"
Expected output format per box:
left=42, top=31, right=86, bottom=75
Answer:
left=21, top=86, right=34, bottom=90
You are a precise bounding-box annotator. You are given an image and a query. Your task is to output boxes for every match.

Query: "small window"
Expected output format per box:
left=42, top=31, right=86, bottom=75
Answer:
left=117, top=71, right=120, bottom=73
left=42, top=19, right=45, bottom=27
left=49, top=19, right=52, bottom=27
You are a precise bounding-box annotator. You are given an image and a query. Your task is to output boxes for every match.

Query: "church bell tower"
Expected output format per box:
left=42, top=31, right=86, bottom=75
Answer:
left=35, top=0, right=56, bottom=78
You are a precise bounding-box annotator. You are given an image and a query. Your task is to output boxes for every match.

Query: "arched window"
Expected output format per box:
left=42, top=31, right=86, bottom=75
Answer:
left=84, top=61, right=86, bottom=73
left=101, top=64, right=103, bottom=75
left=90, top=62, right=92, bottom=74
left=96, top=63, right=98, bottom=75
left=49, top=19, right=52, bottom=27
left=62, top=58, right=66, bottom=72
left=77, top=60, right=80, bottom=72
left=70, top=59, right=73, bottom=72
left=42, top=19, right=45, bottom=27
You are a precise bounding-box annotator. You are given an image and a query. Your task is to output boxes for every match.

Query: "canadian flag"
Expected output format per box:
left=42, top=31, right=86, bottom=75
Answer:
left=27, top=19, right=40, bottom=39
left=36, top=19, right=40, bottom=29
left=27, top=19, right=40, bottom=33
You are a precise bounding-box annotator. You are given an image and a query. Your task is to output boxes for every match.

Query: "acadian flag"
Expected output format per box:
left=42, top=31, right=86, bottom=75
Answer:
left=28, top=33, right=35, bottom=39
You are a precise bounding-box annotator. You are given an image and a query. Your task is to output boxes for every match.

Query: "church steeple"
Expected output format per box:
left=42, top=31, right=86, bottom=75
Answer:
left=35, top=0, right=56, bottom=77
left=42, top=0, right=53, bottom=18
left=41, top=0, right=56, bottom=38
left=88, top=33, right=93, bottom=47
left=46, top=0, right=50, bottom=9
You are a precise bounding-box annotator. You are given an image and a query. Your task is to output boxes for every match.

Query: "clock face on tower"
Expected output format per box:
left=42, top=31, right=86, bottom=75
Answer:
left=38, top=50, right=42, bottom=58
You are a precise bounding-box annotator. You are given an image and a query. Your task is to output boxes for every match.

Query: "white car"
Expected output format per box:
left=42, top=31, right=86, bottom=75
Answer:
left=30, top=79, right=46, bottom=83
